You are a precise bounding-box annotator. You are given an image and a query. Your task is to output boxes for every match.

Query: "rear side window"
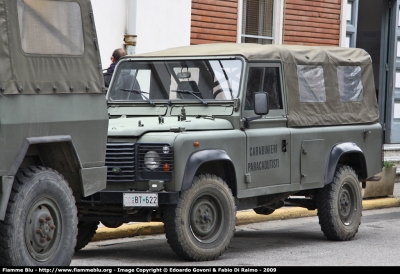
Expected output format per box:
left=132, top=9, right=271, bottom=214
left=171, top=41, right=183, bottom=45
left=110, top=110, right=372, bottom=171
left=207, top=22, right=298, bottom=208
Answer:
left=17, top=0, right=84, bottom=55
left=337, top=66, right=363, bottom=102
left=297, top=65, right=326, bottom=102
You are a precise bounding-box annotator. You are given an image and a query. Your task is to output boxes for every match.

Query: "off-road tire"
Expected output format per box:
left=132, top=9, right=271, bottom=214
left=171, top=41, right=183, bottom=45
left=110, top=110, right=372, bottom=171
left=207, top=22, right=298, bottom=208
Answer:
left=75, top=221, right=99, bottom=251
left=101, top=220, right=124, bottom=228
left=253, top=207, right=275, bottom=215
left=317, top=165, right=362, bottom=241
left=163, top=174, right=236, bottom=261
left=0, top=166, right=77, bottom=266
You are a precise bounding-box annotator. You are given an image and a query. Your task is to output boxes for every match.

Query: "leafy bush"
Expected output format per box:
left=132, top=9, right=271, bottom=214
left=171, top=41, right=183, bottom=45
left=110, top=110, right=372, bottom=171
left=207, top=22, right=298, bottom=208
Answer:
left=383, top=161, right=395, bottom=168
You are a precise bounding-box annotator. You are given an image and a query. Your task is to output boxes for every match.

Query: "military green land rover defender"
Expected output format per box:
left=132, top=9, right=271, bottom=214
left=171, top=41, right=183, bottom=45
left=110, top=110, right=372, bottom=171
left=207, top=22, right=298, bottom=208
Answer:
left=76, top=43, right=382, bottom=261
left=0, top=0, right=108, bottom=266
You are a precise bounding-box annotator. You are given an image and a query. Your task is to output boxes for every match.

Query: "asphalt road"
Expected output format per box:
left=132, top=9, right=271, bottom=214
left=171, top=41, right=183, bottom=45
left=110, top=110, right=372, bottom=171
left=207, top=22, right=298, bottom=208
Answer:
left=71, top=206, right=400, bottom=267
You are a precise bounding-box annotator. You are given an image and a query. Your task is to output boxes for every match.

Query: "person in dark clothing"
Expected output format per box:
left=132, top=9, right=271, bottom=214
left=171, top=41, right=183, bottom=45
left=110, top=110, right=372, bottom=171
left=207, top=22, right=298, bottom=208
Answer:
left=103, top=48, right=126, bottom=88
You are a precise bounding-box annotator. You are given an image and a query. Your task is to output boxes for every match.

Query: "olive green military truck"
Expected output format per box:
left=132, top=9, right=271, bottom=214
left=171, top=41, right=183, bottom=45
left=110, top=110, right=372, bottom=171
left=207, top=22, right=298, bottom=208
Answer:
left=75, top=43, right=382, bottom=261
left=0, top=0, right=108, bottom=266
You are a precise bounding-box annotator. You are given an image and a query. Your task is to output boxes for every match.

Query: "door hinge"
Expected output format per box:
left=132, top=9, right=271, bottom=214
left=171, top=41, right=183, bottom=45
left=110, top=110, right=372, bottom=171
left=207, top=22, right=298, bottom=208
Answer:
left=89, top=12, right=94, bottom=24
left=93, top=38, right=99, bottom=50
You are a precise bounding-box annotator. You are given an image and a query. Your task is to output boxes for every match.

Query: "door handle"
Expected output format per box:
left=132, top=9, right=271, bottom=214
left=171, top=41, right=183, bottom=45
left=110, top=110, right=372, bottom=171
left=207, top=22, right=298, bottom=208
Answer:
left=282, top=140, right=288, bottom=153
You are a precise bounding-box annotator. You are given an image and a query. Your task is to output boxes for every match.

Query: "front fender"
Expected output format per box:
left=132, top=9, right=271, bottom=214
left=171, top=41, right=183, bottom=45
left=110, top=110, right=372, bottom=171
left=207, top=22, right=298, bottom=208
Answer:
left=181, top=149, right=234, bottom=192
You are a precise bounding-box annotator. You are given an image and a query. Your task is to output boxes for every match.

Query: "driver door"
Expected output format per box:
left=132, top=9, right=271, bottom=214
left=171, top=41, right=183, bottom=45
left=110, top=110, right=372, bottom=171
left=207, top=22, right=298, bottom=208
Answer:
left=243, top=63, right=291, bottom=188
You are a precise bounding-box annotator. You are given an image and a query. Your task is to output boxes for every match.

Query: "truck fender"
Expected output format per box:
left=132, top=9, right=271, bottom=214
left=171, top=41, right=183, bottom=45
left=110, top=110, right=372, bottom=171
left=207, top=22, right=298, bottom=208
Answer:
left=324, top=142, right=367, bottom=185
left=0, top=136, right=80, bottom=221
left=181, top=149, right=235, bottom=192
left=0, top=176, right=14, bottom=220
left=8, top=135, right=82, bottom=176
left=8, top=135, right=106, bottom=197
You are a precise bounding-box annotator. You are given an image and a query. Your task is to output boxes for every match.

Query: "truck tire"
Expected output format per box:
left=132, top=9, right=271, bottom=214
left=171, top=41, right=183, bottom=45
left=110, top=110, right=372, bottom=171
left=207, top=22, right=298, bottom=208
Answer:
left=163, top=173, right=236, bottom=261
left=101, top=220, right=124, bottom=228
left=317, top=165, right=362, bottom=241
left=0, top=166, right=77, bottom=266
left=253, top=207, right=275, bottom=215
left=75, top=221, right=99, bottom=252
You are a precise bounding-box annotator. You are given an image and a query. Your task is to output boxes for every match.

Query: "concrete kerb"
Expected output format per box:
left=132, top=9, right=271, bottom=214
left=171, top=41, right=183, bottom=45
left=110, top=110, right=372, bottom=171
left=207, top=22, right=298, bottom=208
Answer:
left=91, top=196, right=400, bottom=242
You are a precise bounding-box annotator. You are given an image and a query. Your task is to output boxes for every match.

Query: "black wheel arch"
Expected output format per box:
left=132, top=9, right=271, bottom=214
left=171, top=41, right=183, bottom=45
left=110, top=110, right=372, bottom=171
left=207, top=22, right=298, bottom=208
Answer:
left=325, top=142, right=367, bottom=185
left=181, top=149, right=237, bottom=196
left=1, top=136, right=83, bottom=221
left=9, top=136, right=83, bottom=192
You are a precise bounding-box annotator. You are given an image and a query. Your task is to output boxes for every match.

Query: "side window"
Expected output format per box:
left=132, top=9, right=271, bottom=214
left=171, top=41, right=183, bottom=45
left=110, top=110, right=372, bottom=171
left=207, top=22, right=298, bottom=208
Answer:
left=337, top=66, right=363, bottom=102
left=245, top=67, right=282, bottom=110
left=17, top=0, right=84, bottom=55
left=297, top=65, right=326, bottom=102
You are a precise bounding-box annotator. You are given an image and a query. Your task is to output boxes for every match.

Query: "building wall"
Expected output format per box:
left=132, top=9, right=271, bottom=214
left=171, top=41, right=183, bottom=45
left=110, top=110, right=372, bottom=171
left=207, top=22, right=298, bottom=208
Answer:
left=91, top=0, right=344, bottom=67
left=91, top=0, right=127, bottom=70
left=135, top=0, right=191, bottom=53
left=283, top=0, right=342, bottom=46
left=91, top=0, right=191, bottom=69
left=191, top=0, right=238, bottom=44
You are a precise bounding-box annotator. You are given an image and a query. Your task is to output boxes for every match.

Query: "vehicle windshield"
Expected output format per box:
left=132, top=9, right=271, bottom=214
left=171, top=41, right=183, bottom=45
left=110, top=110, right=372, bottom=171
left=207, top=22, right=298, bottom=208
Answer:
left=108, top=59, right=243, bottom=102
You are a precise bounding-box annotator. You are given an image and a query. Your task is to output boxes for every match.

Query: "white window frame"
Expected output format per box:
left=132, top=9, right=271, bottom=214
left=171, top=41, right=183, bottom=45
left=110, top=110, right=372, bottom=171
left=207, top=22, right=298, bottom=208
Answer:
left=237, top=0, right=283, bottom=44
left=340, top=0, right=359, bottom=47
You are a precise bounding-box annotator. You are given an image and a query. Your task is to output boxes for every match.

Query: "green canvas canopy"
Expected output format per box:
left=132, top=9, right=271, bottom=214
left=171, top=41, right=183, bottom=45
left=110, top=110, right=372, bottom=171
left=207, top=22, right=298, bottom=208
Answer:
left=0, top=0, right=103, bottom=95
left=132, top=43, right=379, bottom=127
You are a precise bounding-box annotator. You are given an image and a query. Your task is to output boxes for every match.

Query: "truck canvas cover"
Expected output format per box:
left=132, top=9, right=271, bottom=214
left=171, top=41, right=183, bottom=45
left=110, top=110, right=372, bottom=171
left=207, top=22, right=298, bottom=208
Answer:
left=135, top=43, right=379, bottom=127
left=0, top=0, right=103, bottom=95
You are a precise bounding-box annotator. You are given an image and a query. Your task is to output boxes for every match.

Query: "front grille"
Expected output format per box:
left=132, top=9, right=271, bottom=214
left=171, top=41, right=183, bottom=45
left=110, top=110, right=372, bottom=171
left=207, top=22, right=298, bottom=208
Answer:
left=105, top=143, right=135, bottom=183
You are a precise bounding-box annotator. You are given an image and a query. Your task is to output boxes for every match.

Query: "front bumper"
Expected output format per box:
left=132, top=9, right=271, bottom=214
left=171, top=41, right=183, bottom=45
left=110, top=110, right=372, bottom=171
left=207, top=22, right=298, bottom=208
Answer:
left=75, top=190, right=179, bottom=205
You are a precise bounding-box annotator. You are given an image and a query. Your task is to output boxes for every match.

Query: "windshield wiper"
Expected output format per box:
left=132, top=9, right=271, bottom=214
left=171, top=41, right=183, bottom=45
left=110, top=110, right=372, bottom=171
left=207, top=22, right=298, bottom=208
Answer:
left=175, top=89, right=207, bottom=105
left=120, top=89, right=155, bottom=105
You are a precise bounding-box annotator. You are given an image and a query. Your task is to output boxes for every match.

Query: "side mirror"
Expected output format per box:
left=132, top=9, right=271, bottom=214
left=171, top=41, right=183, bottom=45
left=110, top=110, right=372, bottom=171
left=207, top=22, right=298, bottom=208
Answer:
left=254, top=92, right=269, bottom=115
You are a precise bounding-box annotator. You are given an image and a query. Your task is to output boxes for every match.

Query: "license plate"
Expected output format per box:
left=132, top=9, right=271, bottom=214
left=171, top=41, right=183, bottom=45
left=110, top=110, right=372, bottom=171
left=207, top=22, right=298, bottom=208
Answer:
left=123, top=193, right=158, bottom=207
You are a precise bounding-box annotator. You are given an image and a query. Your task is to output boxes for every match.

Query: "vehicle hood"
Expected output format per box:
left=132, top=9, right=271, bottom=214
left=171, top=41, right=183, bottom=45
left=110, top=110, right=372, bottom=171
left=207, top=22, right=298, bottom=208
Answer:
left=108, top=116, right=233, bottom=136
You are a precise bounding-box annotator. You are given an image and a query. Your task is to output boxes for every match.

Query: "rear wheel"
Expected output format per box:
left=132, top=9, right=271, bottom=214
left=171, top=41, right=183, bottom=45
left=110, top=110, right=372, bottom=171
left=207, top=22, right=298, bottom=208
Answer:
left=253, top=207, right=275, bottom=215
left=101, top=220, right=124, bottom=228
left=317, top=165, right=362, bottom=241
left=0, top=166, right=77, bottom=266
left=163, top=174, right=236, bottom=261
left=75, top=221, right=99, bottom=251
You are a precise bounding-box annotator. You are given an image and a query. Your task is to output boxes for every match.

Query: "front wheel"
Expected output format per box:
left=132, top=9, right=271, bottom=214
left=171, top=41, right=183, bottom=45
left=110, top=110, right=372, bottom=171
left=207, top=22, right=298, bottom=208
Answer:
left=0, top=166, right=77, bottom=266
left=163, top=174, right=236, bottom=261
left=317, top=165, right=362, bottom=241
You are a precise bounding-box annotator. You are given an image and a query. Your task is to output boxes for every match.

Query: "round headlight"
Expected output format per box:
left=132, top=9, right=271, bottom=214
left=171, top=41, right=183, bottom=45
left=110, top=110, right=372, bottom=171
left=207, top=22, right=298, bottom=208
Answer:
left=144, top=150, right=161, bottom=170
